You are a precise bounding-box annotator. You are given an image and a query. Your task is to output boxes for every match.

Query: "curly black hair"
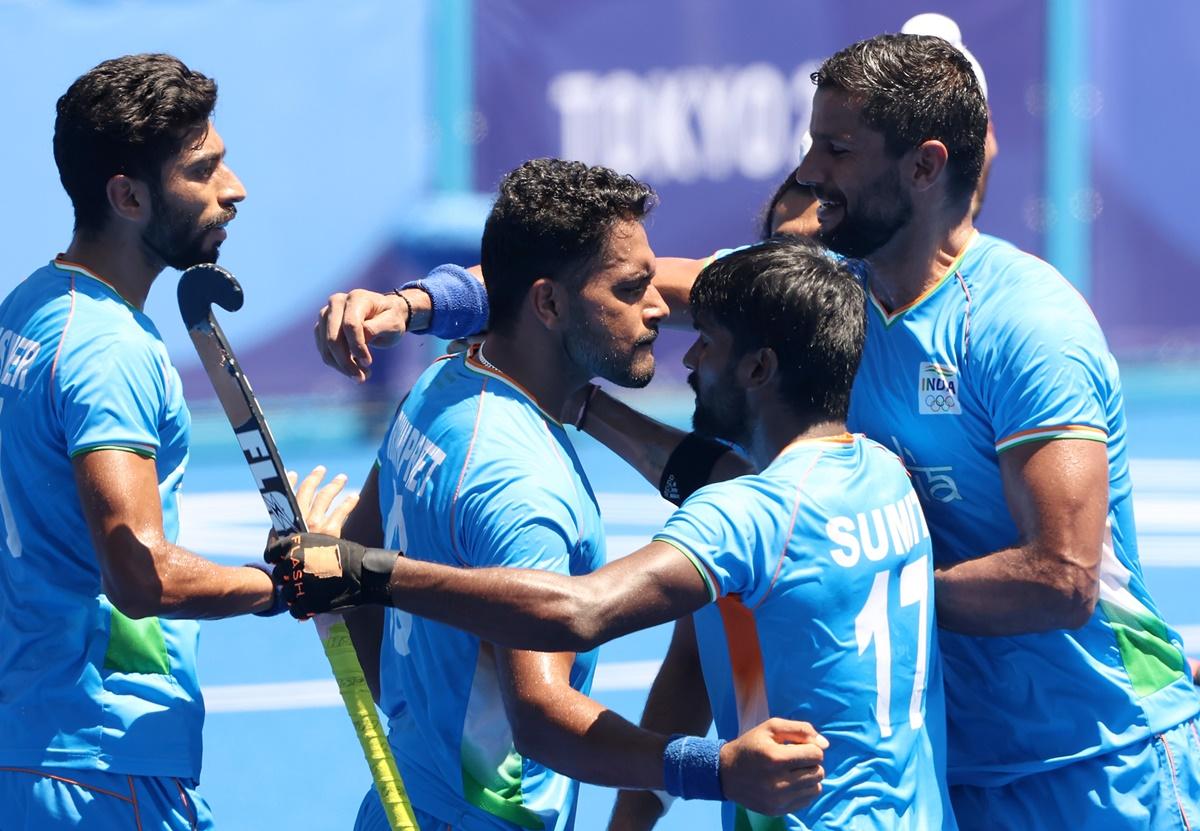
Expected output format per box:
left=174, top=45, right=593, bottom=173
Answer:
left=691, top=236, right=866, bottom=421
left=54, top=53, right=217, bottom=232
left=480, top=158, right=656, bottom=334
left=812, top=34, right=987, bottom=206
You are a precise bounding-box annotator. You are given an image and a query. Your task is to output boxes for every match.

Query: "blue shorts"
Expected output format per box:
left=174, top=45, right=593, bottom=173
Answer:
left=0, top=766, right=214, bottom=830
left=950, top=717, right=1200, bottom=831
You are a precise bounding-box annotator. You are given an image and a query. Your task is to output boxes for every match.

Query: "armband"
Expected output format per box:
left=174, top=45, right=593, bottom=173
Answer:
left=659, top=433, right=729, bottom=506
left=399, top=264, right=489, bottom=339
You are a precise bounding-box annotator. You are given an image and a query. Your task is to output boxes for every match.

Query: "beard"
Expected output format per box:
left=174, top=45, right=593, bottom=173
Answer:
left=817, top=167, right=913, bottom=259
left=689, top=371, right=748, bottom=447
left=142, top=185, right=234, bottom=270
left=563, top=308, right=658, bottom=388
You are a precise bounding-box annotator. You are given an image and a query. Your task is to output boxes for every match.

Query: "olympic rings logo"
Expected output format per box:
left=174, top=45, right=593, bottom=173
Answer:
left=924, top=393, right=957, bottom=413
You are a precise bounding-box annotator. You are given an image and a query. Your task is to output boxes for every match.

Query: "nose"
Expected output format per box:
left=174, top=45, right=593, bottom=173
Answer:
left=682, top=336, right=700, bottom=371
left=220, top=163, right=247, bottom=206
left=644, top=280, right=669, bottom=325
left=794, top=150, right=822, bottom=191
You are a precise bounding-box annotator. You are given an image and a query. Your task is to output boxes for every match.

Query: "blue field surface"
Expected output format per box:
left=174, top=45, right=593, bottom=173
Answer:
left=182, top=381, right=1200, bottom=830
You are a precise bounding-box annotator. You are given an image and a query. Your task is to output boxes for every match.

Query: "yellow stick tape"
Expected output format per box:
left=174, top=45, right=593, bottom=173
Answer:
left=316, top=614, right=417, bottom=830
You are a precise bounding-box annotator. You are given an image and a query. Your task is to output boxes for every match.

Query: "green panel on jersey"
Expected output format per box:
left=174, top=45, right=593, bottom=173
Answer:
left=104, top=607, right=170, bottom=675
left=1101, top=600, right=1187, bottom=698
left=735, top=806, right=787, bottom=831
left=461, top=750, right=543, bottom=829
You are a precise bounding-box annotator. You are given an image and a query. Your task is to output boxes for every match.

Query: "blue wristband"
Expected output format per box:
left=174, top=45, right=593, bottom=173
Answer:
left=662, top=734, right=726, bottom=801
left=245, top=562, right=287, bottom=617
left=399, top=263, right=489, bottom=339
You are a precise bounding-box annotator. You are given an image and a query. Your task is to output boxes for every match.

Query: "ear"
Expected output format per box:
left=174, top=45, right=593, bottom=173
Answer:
left=910, top=140, right=950, bottom=194
left=529, top=277, right=569, bottom=331
left=105, top=174, right=153, bottom=225
left=737, top=347, right=779, bottom=392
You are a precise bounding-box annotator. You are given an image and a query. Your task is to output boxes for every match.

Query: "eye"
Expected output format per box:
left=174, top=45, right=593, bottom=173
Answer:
left=618, top=278, right=650, bottom=299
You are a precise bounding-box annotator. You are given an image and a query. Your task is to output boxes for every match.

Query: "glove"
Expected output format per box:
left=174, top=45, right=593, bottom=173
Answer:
left=265, top=532, right=399, bottom=619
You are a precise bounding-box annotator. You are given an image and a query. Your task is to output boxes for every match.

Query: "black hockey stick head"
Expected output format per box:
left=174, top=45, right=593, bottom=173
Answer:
left=178, top=264, right=244, bottom=329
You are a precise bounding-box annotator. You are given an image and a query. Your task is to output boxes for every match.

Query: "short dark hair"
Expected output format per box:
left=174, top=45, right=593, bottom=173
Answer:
left=690, top=237, right=866, bottom=421
left=812, top=34, right=987, bottom=205
left=758, top=165, right=808, bottom=241
left=54, top=53, right=218, bottom=232
left=480, top=158, right=656, bottom=334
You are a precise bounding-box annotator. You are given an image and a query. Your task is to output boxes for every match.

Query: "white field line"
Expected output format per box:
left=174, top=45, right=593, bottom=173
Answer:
left=204, top=659, right=663, bottom=714
left=178, top=489, right=1200, bottom=566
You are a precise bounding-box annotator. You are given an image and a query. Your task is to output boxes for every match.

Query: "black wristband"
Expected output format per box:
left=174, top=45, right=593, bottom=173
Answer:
left=659, top=433, right=730, bottom=506
left=360, top=546, right=400, bottom=605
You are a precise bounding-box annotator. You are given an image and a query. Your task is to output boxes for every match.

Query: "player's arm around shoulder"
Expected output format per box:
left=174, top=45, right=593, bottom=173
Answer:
left=575, top=386, right=753, bottom=498
left=74, top=449, right=275, bottom=619
left=315, top=264, right=486, bottom=381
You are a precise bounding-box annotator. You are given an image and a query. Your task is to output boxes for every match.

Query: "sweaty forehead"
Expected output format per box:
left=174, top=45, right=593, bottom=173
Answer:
left=809, top=88, right=870, bottom=141
left=598, top=219, right=654, bottom=270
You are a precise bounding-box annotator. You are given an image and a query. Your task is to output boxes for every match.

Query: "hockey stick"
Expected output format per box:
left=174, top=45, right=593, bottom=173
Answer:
left=178, top=263, right=416, bottom=831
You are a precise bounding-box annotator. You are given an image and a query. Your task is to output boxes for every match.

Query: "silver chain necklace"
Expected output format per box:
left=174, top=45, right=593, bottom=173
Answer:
left=476, top=343, right=500, bottom=373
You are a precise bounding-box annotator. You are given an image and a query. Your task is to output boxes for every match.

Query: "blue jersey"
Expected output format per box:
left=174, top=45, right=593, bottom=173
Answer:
left=0, top=260, right=201, bottom=778
left=375, top=345, right=605, bottom=830
left=848, top=233, right=1200, bottom=784
left=656, top=435, right=948, bottom=831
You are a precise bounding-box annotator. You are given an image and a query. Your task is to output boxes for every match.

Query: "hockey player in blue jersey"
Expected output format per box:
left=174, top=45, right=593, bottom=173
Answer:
left=285, top=160, right=830, bottom=830
left=271, top=237, right=951, bottom=830
left=0, top=54, right=308, bottom=829
left=792, top=34, right=1200, bottom=829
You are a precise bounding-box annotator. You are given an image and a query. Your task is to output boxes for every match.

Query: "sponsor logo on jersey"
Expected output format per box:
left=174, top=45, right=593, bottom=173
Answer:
left=918, top=362, right=961, bottom=415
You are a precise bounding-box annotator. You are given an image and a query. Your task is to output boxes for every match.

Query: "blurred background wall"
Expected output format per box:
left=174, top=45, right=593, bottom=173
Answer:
left=1, top=0, right=1196, bottom=412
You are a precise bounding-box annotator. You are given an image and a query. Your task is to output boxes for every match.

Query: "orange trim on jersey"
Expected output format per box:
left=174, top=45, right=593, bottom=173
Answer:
left=752, top=449, right=825, bottom=611
left=0, top=766, right=134, bottom=802
left=49, top=273, right=78, bottom=394
left=174, top=778, right=198, bottom=831
left=448, top=378, right=489, bottom=566
left=775, top=431, right=855, bottom=459
left=463, top=343, right=562, bottom=425
left=1158, top=733, right=1194, bottom=831
left=994, top=424, right=1107, bottom=452
left=869, top=230, right=979, bottom=326
left=539, top=415, right=586, bottom=547
left=52, top=257, right=138, bottom=312
left=128, top=775, right=144, bottom=831
left=717, top=598, right=770, bottom=735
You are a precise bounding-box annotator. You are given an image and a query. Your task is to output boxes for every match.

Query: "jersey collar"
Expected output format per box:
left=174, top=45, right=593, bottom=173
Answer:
left=463, top=343, right=564, bottom=426
left=867, top=230, right=979, bottom=327
left=773, top=431, right=857, bottom=463
left=52, top=257, right=139, bottom=312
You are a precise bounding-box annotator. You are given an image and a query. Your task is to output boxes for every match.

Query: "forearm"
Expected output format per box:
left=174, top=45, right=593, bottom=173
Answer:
left=935, top=543, right=1099, bottom=635
left=514, top=683, right=671, bottom=790
left=653, top=257, right=702, bottom=328
left=104, top=538, right=273, bottom=620
left=386, top=559, right=617, bottom=652
left=584, top=390, right=688, bottom=487
left=583, top=391, right=753, bottom=493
